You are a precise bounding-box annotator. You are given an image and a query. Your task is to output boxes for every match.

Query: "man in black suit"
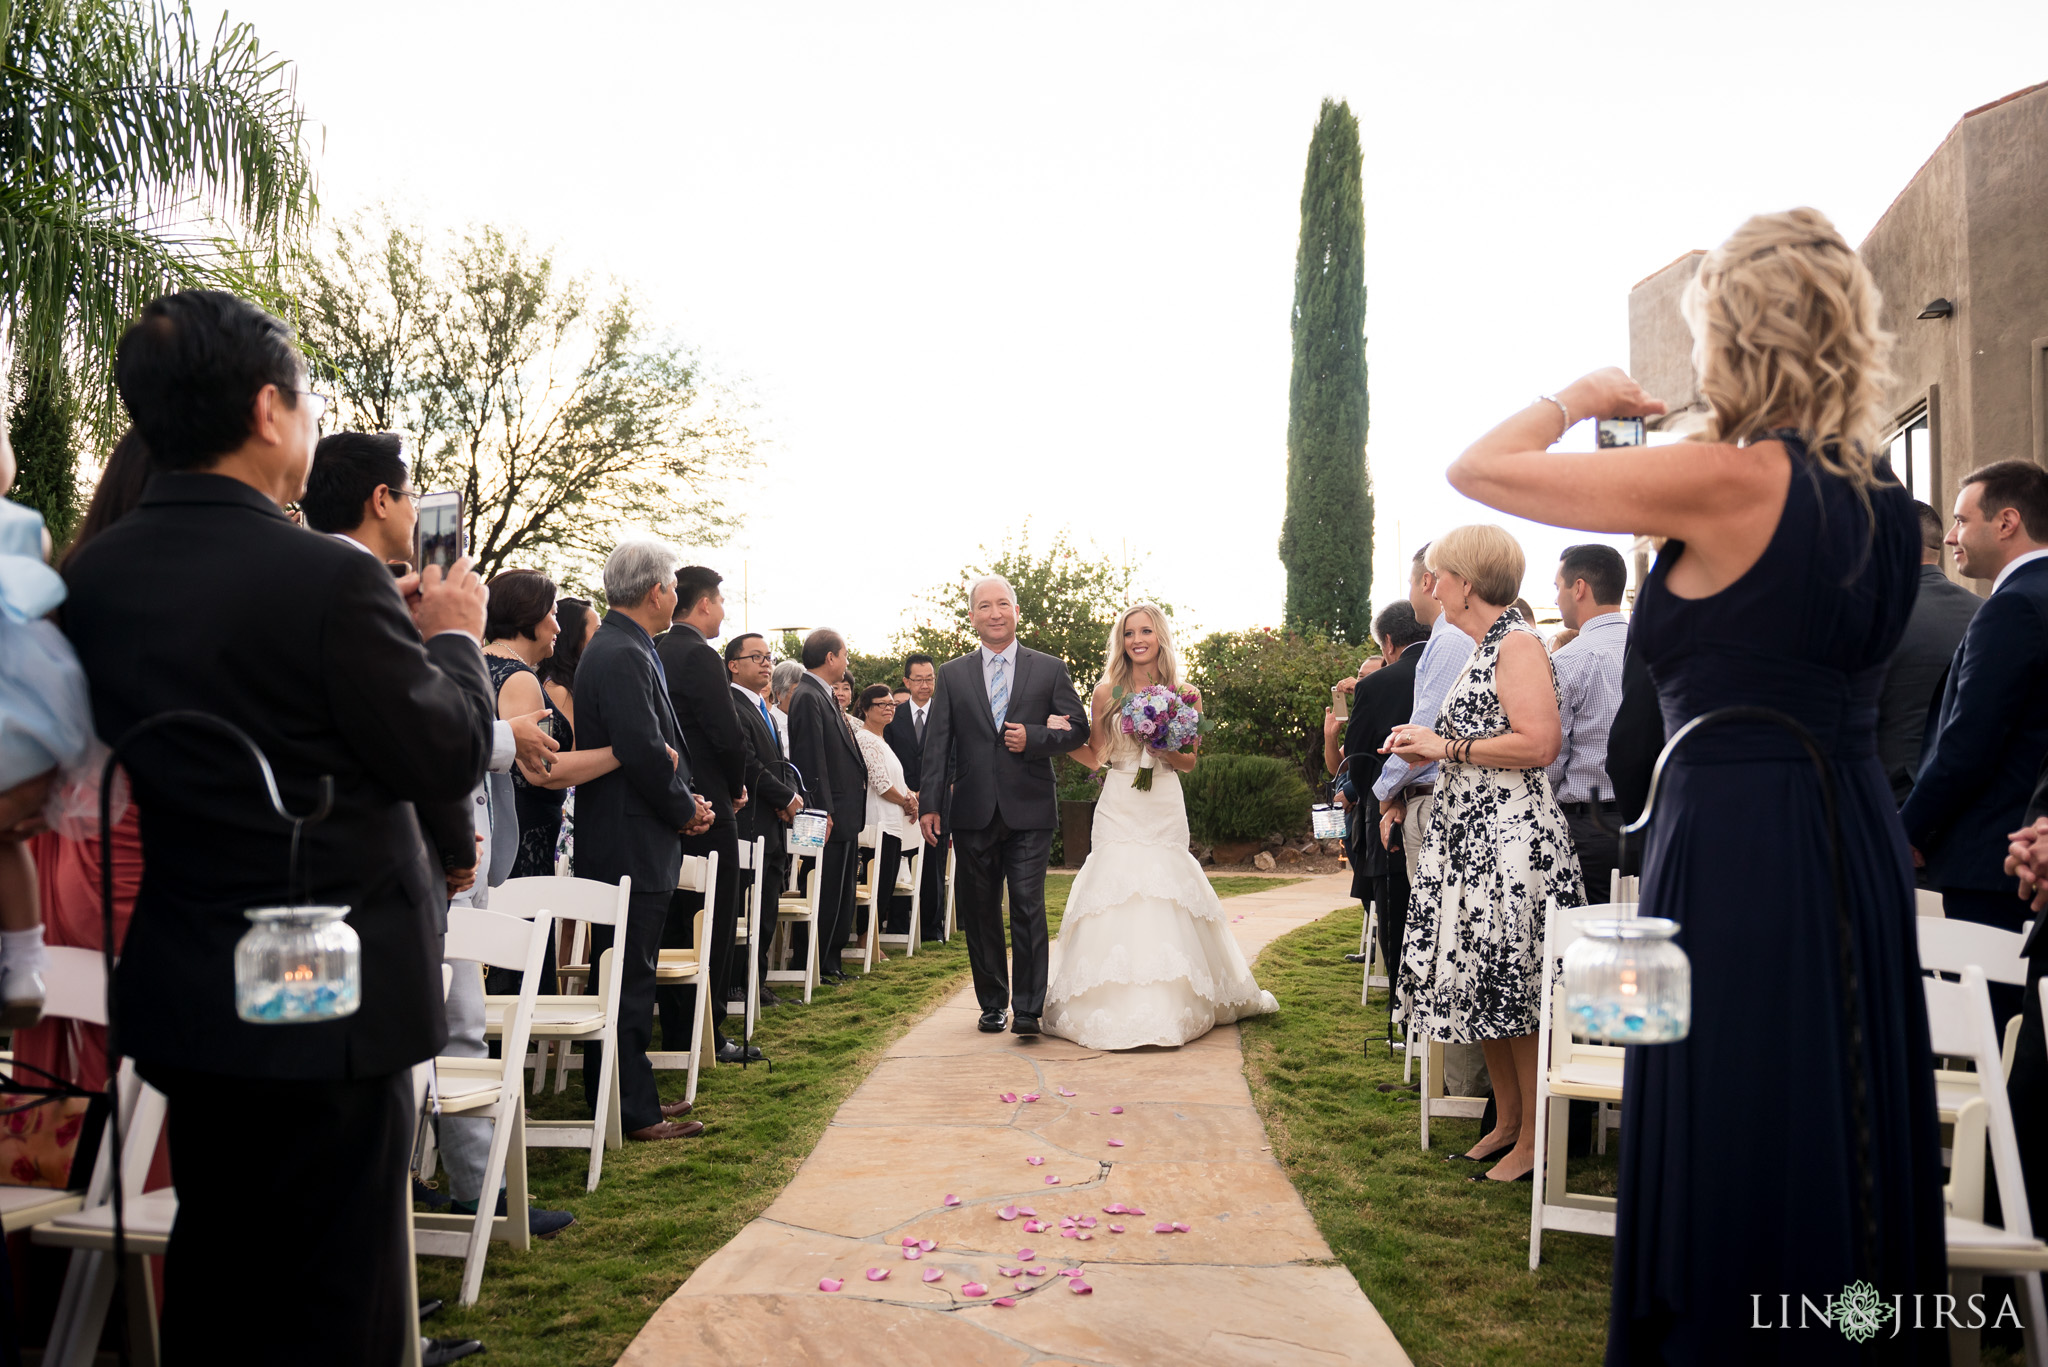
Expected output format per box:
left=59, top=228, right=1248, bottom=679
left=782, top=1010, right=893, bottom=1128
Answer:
left=573, top=538, right=715, bottom=1141
left=2007, top=751, right=2048, bottom=1220
left=785, top=629, right=869, bottom=981
left=1903, top=460, right=2048, bottom=947
left=886, top=652, right=946, bottom=939
left=917, top=577, right=1090, bottom=1035
left=1877, top=500, right=1983, bottom=802
left=61, top=290, right=499, bottom=1365
left=727, top=633, right=805, bottom=1000
left=655, top=567, right=762, bottom=1063
left=1336, top=601, right=1429, bottom=977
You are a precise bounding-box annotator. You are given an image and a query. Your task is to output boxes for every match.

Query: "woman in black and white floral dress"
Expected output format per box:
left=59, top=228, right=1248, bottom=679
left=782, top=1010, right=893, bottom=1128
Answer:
left=1384, top=524, right=1585, bottom=1183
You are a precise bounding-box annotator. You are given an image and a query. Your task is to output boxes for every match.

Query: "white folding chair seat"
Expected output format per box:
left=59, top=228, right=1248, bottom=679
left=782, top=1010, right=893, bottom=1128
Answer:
left=1528, top=900, right=1631, bottom=1268
left=648, top=852, right=717, bottom=1102
left=769, top=832, right=824, bottom=1002
left=733, top=838, right=767, bottom=1039
left=0, top=946, right=111, bottom=1236
left=413, top=906, right=554, bottom=1304
left=1917, top=917, right=2029, bottom=1133
left=1927, top=969, right=2048, bottom=1367
left=1359, top=902, right=1389, bottom=1006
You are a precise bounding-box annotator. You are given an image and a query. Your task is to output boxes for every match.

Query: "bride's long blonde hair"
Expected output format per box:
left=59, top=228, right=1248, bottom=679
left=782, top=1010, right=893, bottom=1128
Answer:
left=1098, top=603, right=1182, bottom=698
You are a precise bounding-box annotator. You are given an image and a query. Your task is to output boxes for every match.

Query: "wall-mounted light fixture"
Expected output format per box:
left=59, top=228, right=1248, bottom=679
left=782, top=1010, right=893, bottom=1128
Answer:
left=1917, top=298, right=1954, bottom=319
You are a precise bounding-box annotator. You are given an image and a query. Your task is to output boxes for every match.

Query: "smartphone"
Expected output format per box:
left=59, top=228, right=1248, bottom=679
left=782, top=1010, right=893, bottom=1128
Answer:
left=414, top=491, right=465, bottom=572
left=1595, top=417, right=1646, bottom=448
left=1331, top=685, right=1350, bottom=722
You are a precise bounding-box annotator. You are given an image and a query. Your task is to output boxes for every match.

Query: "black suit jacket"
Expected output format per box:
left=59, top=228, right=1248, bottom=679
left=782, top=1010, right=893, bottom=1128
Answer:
left=1343, top=648, right=1422, bottom=793
left=785, top=673, right=867, bottom=844
left=1902, top=557, right=2048, bottom=891
left=884, top=704, right=926, bottom=792
left=1608, top=639, right=1664, bottom=825
left=61, top=473, right=496, bottom=1082
left=731, top=682, right=801, bottom=846
left=572, top=613, right=698, bottom=891
left=656, top=623, right=747, bottom=823
left=1877, top=563, right=1982, bottom=801
left=921, top=646, right=1089, bottom=832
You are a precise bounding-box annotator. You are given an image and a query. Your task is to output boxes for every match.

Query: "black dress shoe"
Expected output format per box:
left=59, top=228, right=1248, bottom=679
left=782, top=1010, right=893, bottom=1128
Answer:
left=977, top=1010, right=1006, bottom=1033
left=424, top=1337, right=485, bottom=1366
left=1469, top=1167, right=1534, bottom=1183
left=1445, top=1142, right=1515, bottom=1164
left=1010, top=1013, right=1041, bottom=1036
left=759, top=987, right=785, bottom=1007
left=418, top=1298, right=445, bottom=1322
left=717, top=1040, right=765, bottom=1063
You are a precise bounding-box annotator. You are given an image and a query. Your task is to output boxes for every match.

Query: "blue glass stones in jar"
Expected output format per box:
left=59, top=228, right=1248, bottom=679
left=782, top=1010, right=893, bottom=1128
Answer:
left=1561, top=916, right=1691, bottom=1044
left=234, top=906, right=362, bottom=1023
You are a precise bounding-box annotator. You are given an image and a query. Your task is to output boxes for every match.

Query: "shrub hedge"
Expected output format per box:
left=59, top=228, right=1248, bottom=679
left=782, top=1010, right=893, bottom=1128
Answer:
left=1181, top=753, right=1312, bottom=845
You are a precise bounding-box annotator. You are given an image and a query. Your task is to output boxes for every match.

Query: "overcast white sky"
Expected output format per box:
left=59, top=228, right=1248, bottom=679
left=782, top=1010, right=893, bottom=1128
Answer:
left=232, top=0, right=2047, bottom=650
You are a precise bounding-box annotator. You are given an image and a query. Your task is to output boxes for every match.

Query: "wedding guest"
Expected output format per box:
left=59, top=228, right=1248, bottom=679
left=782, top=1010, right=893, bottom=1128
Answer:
left=1902, top=460, right=2048, bottom=940
left=727, top=632, right=803, bottom=1001
left=786, top=630, right=867, bottom=982
left=854, top=684, right=919, bottom=948
left=538, top=596, right=595, bottom=873
left=1449, top=207, right=1947, bottom=1360
left=1877, top=501, right=1984, bottom=803
left=887, top=653, right=945, bottom=939
left=1330, top=600, right=1428, bottom=978
left=769, top=659, right=803, bottom=757
left=832, top=676, right=855, bottom=713
left=573, top=537, right=715, bottom=1141
left=654, top=566, right=761, bottom=1063
left=1383, top=525, right=1582, bottom=1182
left=2009, top=746, right=2048, bottom=1236
left=1547, top=544, right=1629, bottom=901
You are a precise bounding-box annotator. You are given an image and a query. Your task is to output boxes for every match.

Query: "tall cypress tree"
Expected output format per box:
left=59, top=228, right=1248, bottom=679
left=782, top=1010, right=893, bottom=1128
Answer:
left=1278, top=98, right=1371, bottom=642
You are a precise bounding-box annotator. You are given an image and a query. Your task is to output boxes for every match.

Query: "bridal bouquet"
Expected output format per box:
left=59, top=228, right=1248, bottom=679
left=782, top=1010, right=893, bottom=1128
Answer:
left=1115, top=684, right=1204, bottom=790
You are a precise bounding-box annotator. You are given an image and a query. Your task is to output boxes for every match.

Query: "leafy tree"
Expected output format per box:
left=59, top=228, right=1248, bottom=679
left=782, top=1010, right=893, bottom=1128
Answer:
left=294, top=211, right=755, bottom=588
left=1186, top=626, right=1373, bottom=786
left=1278, top=97, right=1372, bottom=642
left=0, top=0, right=315, bottom=531
left=897, top=524, right=1165, bottom=686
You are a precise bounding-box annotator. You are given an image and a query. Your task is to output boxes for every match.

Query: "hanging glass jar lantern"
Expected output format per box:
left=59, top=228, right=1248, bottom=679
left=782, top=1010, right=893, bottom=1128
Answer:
left=1561, top=916, right=1690, bottom=1044
left=234, top=906, right=362, bottom=1023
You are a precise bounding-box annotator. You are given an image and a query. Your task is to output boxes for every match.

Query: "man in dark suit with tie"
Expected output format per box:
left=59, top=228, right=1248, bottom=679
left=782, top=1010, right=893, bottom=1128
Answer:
left=785, top=629, right=869, bottom=981
left=654, top=567, right=762, bottom=1063
left=574, top=539, right=715, bottom=1141
left=917, top=577, right=1090, bottom=1035
left=60, top=290, right=500, bottom=1364
left=1337, top=601, right=1429, bottom=976
left=886, top=652, right=946, bottom=940
left=727, top=633, right=805, bottom=1000
left=1878, top=501, right=1984, bottom=802
left=1903, top=459, right=2048, bottom=951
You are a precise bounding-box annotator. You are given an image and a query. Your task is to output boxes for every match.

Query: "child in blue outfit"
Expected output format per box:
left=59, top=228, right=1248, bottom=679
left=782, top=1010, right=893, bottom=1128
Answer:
left=0, top=426, right=97, bottom=1024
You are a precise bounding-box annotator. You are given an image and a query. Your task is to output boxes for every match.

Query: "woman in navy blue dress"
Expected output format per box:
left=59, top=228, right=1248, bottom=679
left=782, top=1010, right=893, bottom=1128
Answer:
left=1448, top=207, right=1947, bottom=1362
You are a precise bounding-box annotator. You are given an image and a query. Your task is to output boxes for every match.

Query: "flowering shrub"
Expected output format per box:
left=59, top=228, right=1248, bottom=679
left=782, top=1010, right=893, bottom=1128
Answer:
left=1186, top=628, right=1374, bottom=785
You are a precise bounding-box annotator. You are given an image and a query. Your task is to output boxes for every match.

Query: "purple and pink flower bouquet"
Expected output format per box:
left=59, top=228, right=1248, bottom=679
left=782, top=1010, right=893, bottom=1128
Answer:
left=1115, top=684, right=1203, bottom=790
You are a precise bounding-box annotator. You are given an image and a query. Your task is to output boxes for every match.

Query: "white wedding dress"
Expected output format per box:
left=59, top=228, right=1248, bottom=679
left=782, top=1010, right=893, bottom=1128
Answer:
left=1043, top=745, right=1279, bottom=1050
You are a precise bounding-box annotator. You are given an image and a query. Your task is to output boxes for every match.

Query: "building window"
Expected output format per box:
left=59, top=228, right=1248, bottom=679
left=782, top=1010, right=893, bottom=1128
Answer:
left=1887, top=407, right=1932, bottom=502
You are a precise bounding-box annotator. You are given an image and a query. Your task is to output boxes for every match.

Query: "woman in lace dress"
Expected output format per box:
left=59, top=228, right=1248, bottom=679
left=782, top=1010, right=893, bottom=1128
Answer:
left=1384, top=525, right=1585, bottom=1182
left=1043, top=604, right=1278, bottom=1050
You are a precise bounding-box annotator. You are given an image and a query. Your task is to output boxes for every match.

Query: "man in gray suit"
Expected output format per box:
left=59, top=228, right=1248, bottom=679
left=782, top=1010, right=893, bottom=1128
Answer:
left=1877, top=500, right=1983, bottom=802
left=917, top=576, right=1090, bottom=1035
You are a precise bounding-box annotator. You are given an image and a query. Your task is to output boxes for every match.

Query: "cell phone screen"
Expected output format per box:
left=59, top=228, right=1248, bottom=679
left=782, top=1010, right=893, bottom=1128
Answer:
left=415, top=492, right=464, bottom=571
left=1595, top=417, right=1646, bottom=448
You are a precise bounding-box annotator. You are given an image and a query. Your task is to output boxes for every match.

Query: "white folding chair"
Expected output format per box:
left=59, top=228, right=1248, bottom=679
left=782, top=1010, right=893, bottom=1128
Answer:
left=482, top=875, right=632, bottom=1190
left=878, top=838, right=923, bottom=960
left=733, top=837, right=767, bottom=1039
left=1359, top=902, right=1390, bottom=1007
left=1528, top=899, right=1628, bottom=1268
left=34, top=1058, right=172, bottom=1367
left=847, top=824, right=885, bottom=975
left=944, top=843, right=958, bottom=942
left=1931, top=969, right=2048, bottom=1367
left=648, top=852, right=716, bottom=1102
left=413, top=906, right=554, bottom=1304
left=770, top=832, right=823, bottom=1003
left=0, top=947, right=105, bottom=1236
left=1917, top=917, right=2029, bottom=1136
left=1917, top=888, right=1947, bottom=918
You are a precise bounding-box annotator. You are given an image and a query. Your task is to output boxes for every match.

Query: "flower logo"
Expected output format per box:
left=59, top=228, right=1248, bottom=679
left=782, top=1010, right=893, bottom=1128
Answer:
left=1832, top=1281, right=1895, bottom=1343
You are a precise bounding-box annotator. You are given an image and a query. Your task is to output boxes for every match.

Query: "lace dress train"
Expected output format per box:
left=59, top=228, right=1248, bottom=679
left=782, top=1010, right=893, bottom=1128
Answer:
left=1043, top=758, right=1277, bottom=1050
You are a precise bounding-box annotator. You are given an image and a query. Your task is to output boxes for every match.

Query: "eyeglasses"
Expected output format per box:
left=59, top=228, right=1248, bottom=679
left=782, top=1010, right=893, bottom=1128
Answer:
left=382, top=485, right=416, bottom=503
left=294, top=388, right=333, bottom=428
left=731, top=651, right=773, bottom=665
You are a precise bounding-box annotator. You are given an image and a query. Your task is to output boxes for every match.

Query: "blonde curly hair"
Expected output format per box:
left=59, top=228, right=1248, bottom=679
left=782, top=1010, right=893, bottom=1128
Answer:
left=1681, top=207, right=1896, bottom=490
left=1098, top=603, right=1182, bottom=697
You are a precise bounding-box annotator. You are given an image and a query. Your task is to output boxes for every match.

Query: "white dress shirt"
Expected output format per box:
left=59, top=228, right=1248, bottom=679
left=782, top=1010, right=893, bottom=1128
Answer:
left=1544, top=611, right=1629, bottom=804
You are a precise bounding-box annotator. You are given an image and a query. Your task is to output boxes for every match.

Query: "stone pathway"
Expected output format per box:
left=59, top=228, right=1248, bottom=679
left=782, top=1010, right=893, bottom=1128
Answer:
left=620, top=872, right=1410, bottom=1367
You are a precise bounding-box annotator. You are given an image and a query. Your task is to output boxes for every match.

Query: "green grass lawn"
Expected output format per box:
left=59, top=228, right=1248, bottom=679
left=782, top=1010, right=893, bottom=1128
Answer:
left=1239, top=902, right=1620, bottom=1367
left=415, top=870, right=1298, bottom=1365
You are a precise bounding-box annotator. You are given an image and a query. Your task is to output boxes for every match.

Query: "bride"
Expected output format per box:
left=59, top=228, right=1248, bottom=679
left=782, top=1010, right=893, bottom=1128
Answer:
left=1041, top=603, right=1278, bottom=1050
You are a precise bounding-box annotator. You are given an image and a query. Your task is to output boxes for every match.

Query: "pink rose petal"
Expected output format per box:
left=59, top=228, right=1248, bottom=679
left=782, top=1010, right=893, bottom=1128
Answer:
left=922, top=1268, right=944, bottom=1283
left=997, top=1205, right=1019, bottom=1220
left=901, top=1237, right=918, bottom=1247
left=1173, top=1221, right=1190, bottom=1232
left=1102, top=1203, right=1127, bottom=1214
left=993, top=1297, right=1017, bottom=1307
left=998, top=1265, right=1022, bottom=1277
left=919, top=1239, right=936, bottom=1251
left=962, top=1282, right=988, bottom=1298
left=1107, top=1139, right=1125, bottom=1148
left=998, top=1092, right=1017, bottom=1103
left=1057, top=1086, right=1076, bottom=1096
left=904, top=1247, right=922, bottom=1260
left=1110, top=1106, right=1124, bottom=1114
left=1060, top=1216, right=1076, bottom=1227
left=1016, top=1247, right=1035, bottom=1259
left=1070, top=1280, right=1094, bottom=1295
left=866, top=1267, right=890, bottom=1281
left=1078, top=1231, right=1094, bottom=1240
left=943, top=1194, right=961, bottom=1207
left=1079, top=1217, right=1098, bottom=1228
left=1057, top=1267, right=1085, bottom=1277
left=1027, top=1265, right=1047, bottom=1276
left=1154, top=1222, right=1174, bottom=1233
left=819, top=1277, right=844, bottom=1292
left=1020, top=1093, right=1040, bottom=1103
left=1025, top=1156, right=1044, bottom=1166
left=1126, top=1205, right=1146, bottom=1216
left=1045, top=1175, right=1060, bottom=1185
left=1087, top=1110, right=1098, bottom=1115
left=1060, top=1229, right=1076, bottom=1238
left=1022, top=1220, right=1045, bottom=1233
left=1018, top=1207, right=1036, bottom=1217
left=1109, top=1223, right=1126, bottom=1233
